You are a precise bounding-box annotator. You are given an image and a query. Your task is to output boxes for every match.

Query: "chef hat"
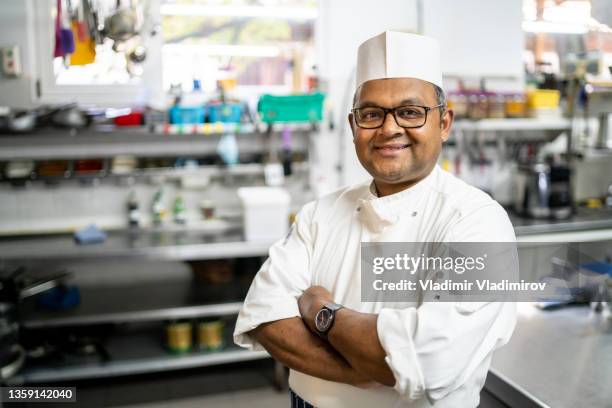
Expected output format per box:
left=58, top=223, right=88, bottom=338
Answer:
left=356, top=31, right=443, bottom=89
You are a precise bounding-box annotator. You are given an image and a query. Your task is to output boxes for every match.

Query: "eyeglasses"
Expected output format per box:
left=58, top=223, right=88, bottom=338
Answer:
left=351, top=104, right=444, bottom=129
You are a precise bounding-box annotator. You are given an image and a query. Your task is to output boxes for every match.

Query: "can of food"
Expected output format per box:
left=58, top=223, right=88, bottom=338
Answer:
left=166, top=321, right=192, bottom=353
left=197, top=320, right=224, bottom=351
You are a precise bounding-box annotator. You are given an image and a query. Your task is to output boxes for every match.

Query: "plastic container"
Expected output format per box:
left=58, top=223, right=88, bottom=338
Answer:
left=113, top=111, right=144, bottom=126
left=527, top=89, right=560, bottom=109
left=237, top=187, right=291, bottom=242
left=168, top=106, right=206, bottom=125
left=207, top=103, right=242, bottom=123
left=74, top=159, right=104, bottom=174
left=258, top=93, right=325, bottom=123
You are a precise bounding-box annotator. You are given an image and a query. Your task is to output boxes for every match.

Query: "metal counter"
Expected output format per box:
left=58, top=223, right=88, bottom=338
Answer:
left=508, top=208, right=612, bottom=236
left=0, top=228, right=270, bottom=261
left=487, top=304, right=612, bottom=408
left=0, top=209, right=611, bottom=261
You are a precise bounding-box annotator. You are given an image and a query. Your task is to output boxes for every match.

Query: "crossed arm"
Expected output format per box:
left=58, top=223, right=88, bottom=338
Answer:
left=250, top=286, right=395, bottom=387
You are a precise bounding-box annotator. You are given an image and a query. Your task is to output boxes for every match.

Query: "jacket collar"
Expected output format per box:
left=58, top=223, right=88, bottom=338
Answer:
left=357, top=166, right=439, bottom=232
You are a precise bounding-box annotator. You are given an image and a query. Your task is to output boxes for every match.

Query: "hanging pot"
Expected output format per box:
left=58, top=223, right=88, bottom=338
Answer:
left=0, top=302, right=26, bottom=382
left=0, top=268, right=70, bottom=381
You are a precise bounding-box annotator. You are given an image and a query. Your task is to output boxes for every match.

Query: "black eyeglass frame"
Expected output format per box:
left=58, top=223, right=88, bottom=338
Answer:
left=351, top=103, right=445, bottom=129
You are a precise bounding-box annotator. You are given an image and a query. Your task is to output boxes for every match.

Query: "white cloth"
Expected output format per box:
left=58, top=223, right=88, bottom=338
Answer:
left=234, top=166, right=517, bottom=408
left=356, top=31, right=443, bottom=89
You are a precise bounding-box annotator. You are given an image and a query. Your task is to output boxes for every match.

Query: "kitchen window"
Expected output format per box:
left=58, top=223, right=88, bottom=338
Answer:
left=31, top=0, right=164, bottom=106
left=160, top=0, right=318, bottom=96
left=31, top=0, right=317, bottom=107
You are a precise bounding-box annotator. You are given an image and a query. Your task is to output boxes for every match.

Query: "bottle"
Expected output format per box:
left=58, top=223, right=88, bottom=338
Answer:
left=180, top=79, right=206, bottom=108
left=173, top=195, right=187, bottom=224
left=281, top=127, right=293, bottom=176
left=127, top=191, right=140, bottom=228
left=152, top=188, right=167, bottom=226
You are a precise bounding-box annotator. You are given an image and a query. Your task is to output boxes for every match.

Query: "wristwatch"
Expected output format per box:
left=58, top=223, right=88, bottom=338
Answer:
left=314, top=302, right=344, bottom=339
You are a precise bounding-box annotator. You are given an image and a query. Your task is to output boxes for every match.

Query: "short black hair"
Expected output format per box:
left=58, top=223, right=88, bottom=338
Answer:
left=433, top=84, right=446, bottom=120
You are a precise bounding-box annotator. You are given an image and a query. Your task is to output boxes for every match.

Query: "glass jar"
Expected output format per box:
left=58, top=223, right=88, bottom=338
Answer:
left=505, top=93, right=527, bottom=118
left=468, top=94, right=488, bottom=120
left=488, top=94, right=506, bottom=119
left=449, top=93, right=469, bottom=119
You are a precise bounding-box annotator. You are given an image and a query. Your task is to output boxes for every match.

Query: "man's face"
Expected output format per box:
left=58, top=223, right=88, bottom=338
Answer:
left=349, top=78, right=453, bottom=192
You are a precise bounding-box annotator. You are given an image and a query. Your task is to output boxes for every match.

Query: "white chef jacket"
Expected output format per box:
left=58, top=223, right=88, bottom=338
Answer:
left=234, top=165, right=517, bottom=408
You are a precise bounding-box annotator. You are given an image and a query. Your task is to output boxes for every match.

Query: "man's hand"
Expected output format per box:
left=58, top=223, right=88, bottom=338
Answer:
left=298, top=285, right=333, bottom=332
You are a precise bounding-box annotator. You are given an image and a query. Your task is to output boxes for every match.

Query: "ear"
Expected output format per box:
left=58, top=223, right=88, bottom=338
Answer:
left=348, top=112, right=357, bottom=142
left=440, top=108, right=454, bottom=143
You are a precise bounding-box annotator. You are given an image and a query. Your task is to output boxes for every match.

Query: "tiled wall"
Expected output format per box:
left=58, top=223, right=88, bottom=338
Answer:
left=0, top=174, right=313, bottom=235
left=573, top=159, right=612, bottom=201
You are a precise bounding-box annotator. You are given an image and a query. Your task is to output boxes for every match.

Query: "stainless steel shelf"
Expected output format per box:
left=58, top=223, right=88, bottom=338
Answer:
left=13, top=331, right=269, bottom=384
left=115, top=162, right=309, bottom=179
left=0, top=229, right=271, bottom=261
left=510, top=208, right=612, bottom=237
left=453, top=118, right=571, bottom=132
left=581, top=148, right=612, bottom=161
left=20, top=281, right=250, bottom=329
left=0, top=126, right=312, bottom=161
left=0, top=162, right=310, bottom=186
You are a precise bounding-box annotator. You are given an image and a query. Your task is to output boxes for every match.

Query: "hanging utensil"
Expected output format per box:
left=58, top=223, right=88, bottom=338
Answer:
left=125, top=41, right=146, bottom=76
left=127, top=43, right=146, bottom=63
left=75, top=0, right=88, bottom=41
left=82, top=0, right=103, bottom=44
left=104, top=0, right=139, bottom=43
left=70, top=19, right=96, bottom=66
left=53, top=0, right=65, bottom=57
left=59, top=0, right=75, bottom=55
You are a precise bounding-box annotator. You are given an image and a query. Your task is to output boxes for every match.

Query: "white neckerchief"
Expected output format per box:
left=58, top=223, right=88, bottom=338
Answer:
left=357, top=166, right=439, bottom=232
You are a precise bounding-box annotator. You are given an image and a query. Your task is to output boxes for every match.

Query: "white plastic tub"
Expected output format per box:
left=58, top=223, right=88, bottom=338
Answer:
left=237, top=187, right=291, bottom=242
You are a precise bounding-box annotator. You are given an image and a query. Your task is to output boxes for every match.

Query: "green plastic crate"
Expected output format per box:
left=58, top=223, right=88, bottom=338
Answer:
left=258, top=93, right=325, bottom=123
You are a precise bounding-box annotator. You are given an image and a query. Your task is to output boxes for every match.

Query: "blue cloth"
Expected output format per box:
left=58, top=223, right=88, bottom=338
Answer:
left=74, top=224, right=107, bottom=245
left=37, top=285, right=80, bottom=310
left=581, top=262, right=612, bottom=277
left=290, top=389, right=315, bottom=408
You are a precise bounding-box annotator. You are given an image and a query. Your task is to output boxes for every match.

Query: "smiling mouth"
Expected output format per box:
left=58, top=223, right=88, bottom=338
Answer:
left=375, top=144, right=412, bottom=151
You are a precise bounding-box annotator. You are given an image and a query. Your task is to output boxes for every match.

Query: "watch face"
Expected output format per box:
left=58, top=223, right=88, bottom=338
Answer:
left=315, top=308, right=332, bottom=332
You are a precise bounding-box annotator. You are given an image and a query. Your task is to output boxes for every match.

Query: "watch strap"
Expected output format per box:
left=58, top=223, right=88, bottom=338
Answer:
left=324, top=302, right=344, bottom=313
left=316, top=302, right=344, bottom=339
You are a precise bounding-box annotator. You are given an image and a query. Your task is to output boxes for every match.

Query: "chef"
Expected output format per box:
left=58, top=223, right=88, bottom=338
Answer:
left=234, top=31, right=517, bottom=408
